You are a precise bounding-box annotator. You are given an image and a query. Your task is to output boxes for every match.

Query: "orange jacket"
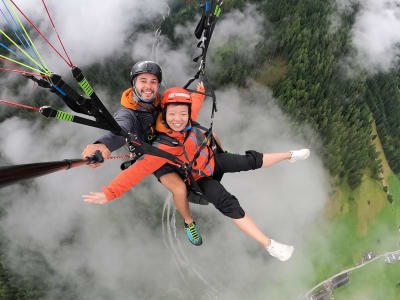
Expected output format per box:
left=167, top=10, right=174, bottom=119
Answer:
left=120, top=88, right=161, bottom=111
left=102, top=85, right=214, bottom=201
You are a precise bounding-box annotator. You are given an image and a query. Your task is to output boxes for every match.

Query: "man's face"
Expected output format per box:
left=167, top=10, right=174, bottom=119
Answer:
left=135, top=73, right=159, bottom=100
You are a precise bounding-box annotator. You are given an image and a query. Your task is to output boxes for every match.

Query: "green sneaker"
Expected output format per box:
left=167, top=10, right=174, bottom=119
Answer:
left=184, top=222, right=203, bottom=246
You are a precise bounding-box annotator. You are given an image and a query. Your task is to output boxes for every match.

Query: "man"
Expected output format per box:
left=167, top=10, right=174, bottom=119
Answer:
left=82, top=61, right=203, bottom=246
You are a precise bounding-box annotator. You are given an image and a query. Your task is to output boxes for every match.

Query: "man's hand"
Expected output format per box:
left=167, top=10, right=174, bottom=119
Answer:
left=82, top=143, right=111, bottom=168
left=82, top=192, right=108, bottom=204
left=196, top=81, right=204, bottom=91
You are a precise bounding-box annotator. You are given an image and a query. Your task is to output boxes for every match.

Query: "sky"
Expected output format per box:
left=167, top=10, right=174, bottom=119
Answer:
left=0, top=0, right=396, bottom=299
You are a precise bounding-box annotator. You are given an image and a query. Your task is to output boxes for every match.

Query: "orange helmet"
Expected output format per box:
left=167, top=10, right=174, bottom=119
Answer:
left=161, top=87, right=192, bottom=109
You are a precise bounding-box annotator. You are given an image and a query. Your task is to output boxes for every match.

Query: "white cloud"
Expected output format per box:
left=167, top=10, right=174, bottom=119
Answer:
left=338, top=0, right=400, bottom=73
left=1, top=0, right=172, bottom=73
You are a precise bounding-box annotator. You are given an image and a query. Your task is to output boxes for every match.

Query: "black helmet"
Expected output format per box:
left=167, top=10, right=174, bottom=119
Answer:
left=130, top=61, right=162, bottom=84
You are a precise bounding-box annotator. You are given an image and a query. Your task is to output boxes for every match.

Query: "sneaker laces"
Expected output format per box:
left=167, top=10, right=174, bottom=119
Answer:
left=186, top=223, right=200, bottom=240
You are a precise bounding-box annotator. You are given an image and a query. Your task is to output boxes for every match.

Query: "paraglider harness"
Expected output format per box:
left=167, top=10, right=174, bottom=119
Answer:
left=154, top=120, right=224, bottom=205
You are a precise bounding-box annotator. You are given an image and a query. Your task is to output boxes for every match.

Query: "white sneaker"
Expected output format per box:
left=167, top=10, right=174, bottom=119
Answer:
left=265, top=239, right=294, bottom=261
left=289, top=148, right=310, bottom=163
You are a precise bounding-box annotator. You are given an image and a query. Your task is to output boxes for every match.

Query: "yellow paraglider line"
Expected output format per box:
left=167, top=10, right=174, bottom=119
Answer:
left=0, top=29, right=51, bottom=76
left=0, top=53, right=49, bottom=75
left=6, top=0, right=50, bottom=73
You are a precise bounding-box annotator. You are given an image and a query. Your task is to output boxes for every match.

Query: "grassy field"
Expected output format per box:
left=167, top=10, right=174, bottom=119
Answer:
left=298, top=178, right=400, bottom=299
left=389, top=174, right=400, bottom=224
left=371, top=120, right=393, bottom=186
left=302, top=129, right=400, bottom=299
left=255, top=56, right=288, bottom=86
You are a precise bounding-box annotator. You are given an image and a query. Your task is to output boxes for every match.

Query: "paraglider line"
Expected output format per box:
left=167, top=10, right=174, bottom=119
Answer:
left=0, top=41, right=38, bottom=69
left=0, top=29, right=48, bottom=72
left=8, top=0, right=72, bottom=68
left=41, top=0, right=73, bottom=67
left=0, top=67, right=49, bottom=77
left=0, top=99, right=40, bottom=111
left=0, top=0, right=43, bottom=69
left=0, top=52, right=48, bottom=75
left=6, top=0, right=50, bottom=72
left=0, top=56, right=49, bottom=77
left=52, top=84, right=67, bottom=96
left=0, top=4, right=32, bottom=61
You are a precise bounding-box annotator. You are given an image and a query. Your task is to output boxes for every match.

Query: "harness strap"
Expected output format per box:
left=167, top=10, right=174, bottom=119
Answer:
left=131, top=109, right=159, bottom=143
left=184, top=0, right=223, bottom=86
left=155, top=125, right=217, bottom=191
left=127, top=134, right=185, bottom=167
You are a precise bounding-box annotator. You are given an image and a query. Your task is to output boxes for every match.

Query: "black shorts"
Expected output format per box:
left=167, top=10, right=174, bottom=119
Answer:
left=154, top=150, right=263, bottom=219
left=213, top=150, right=263, bottom=177
left=153, top=164, right=178, bottom=181
left=196, top=150, right=263, bottom=219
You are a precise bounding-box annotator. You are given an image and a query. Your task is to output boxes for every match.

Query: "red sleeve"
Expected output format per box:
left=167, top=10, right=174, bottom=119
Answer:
left=102, top=154, right=168, bottom=201
left=190, top=85, right=205, bottom=121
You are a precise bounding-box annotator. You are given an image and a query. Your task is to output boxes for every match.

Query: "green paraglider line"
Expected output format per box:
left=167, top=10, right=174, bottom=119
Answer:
left=7, top=0, right=50, bottom=72
left=0, top=53, right=48, bottom=75
left=0, top=56, right=50, bottom=77
left=0, top=29, right=51, bottom=75
left=0, top=0, right=45, bottom=71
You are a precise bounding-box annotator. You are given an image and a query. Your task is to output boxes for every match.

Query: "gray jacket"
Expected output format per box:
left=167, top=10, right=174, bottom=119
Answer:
left=95, top=106, right=159, bottom=152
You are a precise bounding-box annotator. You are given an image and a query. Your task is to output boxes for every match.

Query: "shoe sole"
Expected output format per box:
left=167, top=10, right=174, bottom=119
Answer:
left=279, top=246, right=295, bottom=261
left=191, top=240, right=203, bottom=246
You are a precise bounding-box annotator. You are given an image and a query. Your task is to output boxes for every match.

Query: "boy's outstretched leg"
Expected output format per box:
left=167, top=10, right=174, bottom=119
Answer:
left=262, top=148, right=310, bottom=168
left=288, top=148, right=310, bottom=163
left=160, top=172, right=203, bottom=246
left=265, top=239, right=295, bottom=261
left=232, top=215, right=294, bottom=261
left=213, top=148, right=310, bottom=174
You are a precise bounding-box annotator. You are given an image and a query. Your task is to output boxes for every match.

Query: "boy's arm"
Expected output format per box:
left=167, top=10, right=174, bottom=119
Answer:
left=190, top=82, right=205, bottom=121
left=190, top=83, right=225, bottom=151
left=101, top=154, right=167, bottom=201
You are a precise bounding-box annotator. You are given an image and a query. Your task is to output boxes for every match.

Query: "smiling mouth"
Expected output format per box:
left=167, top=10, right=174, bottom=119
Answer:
left=141, top=90, right=154, bottom=97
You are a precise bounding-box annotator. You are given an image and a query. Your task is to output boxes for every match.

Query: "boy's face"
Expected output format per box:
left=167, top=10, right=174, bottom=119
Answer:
left=135, top=73, right=159, bottom=101
left=165, top=104, right=189, bottom=132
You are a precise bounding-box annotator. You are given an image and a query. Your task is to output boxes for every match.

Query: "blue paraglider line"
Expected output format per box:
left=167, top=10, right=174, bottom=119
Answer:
left=0, top=0, right=46, bottom=72
left=1, top=3, right=30, bottom=51
left=0, top=41, right=36, bottom=68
